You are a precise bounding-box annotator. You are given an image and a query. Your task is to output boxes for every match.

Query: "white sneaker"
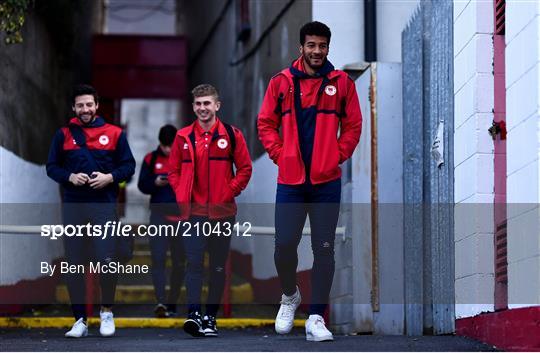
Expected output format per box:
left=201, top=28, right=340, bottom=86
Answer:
left=275, top=286, right=301, bottom=334
left=305, top=314, right=334, bottom=342
left=65, top=318, right=88, bottom=338
left=99, top=311, right=115, bottom=337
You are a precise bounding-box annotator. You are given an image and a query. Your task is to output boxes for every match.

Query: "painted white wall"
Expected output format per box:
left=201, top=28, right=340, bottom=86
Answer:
left=376, top=0, right=420, bottom=63
left=505, top=0, right=540, bottom=310
left=351, top=69, right=374, bottom=333
left=0, top=147, right=63, bottom=285
left=453, top=0, right=496, bottom=319
left=312, top=0, right=364, bottom=68
left=372, top=63, right=404, bottom=335
left=312, top=0, right=419, bottom=65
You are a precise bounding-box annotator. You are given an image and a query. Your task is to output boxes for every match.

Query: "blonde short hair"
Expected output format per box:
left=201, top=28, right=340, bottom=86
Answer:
left=191, top=84, right=219, bottom=101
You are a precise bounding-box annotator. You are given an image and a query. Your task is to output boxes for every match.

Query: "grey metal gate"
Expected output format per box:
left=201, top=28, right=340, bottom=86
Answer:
left=402, top=0, right=455, bottom=335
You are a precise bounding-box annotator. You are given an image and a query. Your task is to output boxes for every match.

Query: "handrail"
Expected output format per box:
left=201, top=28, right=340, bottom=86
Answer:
left=0, top=225, right=43, bottom=234
left=0, top=224, right=347, bottom=236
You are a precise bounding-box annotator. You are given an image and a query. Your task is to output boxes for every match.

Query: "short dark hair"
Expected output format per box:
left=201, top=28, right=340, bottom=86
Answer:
left=299, top=21, right=331, bottom=46
left=72, top=84, right=99, bottom=105
left=158, top=124, right=177, bottom=146
left=191, top=84, right=219, bottom=101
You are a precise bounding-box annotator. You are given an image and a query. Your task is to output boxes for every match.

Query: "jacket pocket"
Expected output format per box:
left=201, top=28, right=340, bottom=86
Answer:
left=222, top=183, right=235, bottom=202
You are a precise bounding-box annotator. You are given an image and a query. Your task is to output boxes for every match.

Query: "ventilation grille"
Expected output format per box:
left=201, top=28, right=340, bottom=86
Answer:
left=495, top=0, right=505, bottom=35
left=495, top=221, right=508, bottom=284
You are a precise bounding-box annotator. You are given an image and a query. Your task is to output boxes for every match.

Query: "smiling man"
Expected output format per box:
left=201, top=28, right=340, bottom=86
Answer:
left=46, top=84, right=135, bottom=338
left=257, top=21, right=362, bottom=341
left=168, top=84, right=252, bottom=337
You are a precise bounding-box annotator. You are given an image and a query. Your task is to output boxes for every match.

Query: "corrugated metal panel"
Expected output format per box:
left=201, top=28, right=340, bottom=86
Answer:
left=428, top=0, right=455, bottom=335
left=402, top=5, right=425, bottom=336
left=402, top=0, right=455, bottom=335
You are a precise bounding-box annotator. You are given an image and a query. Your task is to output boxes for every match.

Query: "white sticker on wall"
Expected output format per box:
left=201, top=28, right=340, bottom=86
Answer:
left=431, top=121, right=444, bottom=168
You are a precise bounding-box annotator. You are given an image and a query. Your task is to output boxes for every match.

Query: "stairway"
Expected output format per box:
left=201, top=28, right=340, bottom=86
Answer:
left=53, top=235, right=255, bottom=317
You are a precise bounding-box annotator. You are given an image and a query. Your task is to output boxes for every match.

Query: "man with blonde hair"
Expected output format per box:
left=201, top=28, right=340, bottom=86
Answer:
left=169, top=84, right=252, bottom=337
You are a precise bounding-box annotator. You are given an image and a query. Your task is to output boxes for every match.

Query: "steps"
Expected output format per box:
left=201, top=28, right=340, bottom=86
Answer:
left=53, top=235, right=255, bottom=306
left=55, top=284, right=253, bottom=304
left=0, top=317, right=304, bottom=329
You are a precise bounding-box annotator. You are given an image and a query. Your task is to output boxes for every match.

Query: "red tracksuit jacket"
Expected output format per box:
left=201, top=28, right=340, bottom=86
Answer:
left=257, top=57, right=362, bottom=185
left=168, top=118, right=252, bottom=220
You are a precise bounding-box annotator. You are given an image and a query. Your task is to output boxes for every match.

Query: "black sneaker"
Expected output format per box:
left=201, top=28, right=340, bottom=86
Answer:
left=202, top=315, right=218, bottom=337
left=166, top=304, right=177, bottom=318
left=183, top=311, right=204, bottom=337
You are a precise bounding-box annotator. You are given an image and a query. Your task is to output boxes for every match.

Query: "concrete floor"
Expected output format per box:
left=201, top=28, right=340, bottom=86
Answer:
left=0, top=327, right=497, bottom=352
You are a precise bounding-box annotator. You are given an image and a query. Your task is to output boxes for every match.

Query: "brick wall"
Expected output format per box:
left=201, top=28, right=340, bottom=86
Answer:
left=453, top=0, right=496, bottom=318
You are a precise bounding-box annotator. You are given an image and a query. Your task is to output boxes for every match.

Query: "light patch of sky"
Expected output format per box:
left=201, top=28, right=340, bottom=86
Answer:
left=106, top=0, right=176, bottom=35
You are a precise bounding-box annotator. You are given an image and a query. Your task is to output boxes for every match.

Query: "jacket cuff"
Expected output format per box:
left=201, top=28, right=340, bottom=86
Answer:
left=338, top=146, right=347, bottom=164
left=110, top=171, right=118, bottom=183
left=229, top=183, right=239, bottom=197
left=62, top=171, right=71, bottom=184
left=270, top=146, right=283, bottom=164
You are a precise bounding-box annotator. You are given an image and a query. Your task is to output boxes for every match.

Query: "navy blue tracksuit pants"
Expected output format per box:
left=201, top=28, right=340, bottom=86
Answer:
left=182, top=216, right=233, bottom=317
left=274, top=178, right=341, bottom=316
left=62, top=203, right=118, bottom=321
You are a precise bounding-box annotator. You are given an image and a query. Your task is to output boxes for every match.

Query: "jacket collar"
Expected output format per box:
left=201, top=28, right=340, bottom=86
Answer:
left=179, top=117, right=226, bottom=140
left=69, top=116, right=106, bottom=128
left=194, top=118, right=219, bottom=137
left=156, top=146, right=167, bottom=157
left=285, top=56, right=336, bottom=80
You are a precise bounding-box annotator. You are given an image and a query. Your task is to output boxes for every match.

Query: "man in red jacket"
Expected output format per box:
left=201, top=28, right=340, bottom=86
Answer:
left=257, top=21, right=362, bottom=341
left=169, top=84, right=252, bottom=337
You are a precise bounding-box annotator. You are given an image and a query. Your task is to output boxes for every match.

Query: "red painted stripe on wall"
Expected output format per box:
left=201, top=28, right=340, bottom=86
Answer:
left=0, top=259, right=62, bottom=316
left=456, top=306, right=540, bottom=351
left=0, top=276, right=60, bottom=316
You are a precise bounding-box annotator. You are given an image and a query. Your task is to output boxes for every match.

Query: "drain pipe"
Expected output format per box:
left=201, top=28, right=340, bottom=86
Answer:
left=364, top=0, right=377, bottom=62
left=365, top=0, right=379, bottom=313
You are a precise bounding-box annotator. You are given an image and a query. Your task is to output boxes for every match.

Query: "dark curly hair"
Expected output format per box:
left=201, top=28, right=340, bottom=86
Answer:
left=300, top=21, right=331, bottom=45
left=71, top=84, right=99, bottom=105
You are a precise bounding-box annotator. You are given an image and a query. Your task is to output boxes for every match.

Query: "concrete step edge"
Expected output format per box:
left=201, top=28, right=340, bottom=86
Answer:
left=0, top=317, right=305, bottom=329
left=55, top=283, right=254, bottom=304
